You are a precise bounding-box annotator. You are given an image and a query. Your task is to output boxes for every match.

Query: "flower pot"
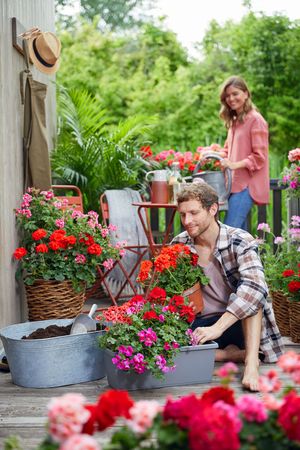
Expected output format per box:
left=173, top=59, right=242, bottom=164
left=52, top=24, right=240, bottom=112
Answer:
left=104, top=342, right=218, bottom=390
left=0, top=319, right=105, bottom=388
left=270, top=290, right=290, bottom=336
left=289, top=301, right=300, bottom=343
left=183, top=282, right=203, bottom=314
left=25, top=280, right=85, bottom=321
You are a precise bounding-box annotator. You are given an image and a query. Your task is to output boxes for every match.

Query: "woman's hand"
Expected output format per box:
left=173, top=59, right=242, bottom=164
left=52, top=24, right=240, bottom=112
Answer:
left=221, top=158, right=236, bottom=170
left=221, top=159, right=247, bottom=170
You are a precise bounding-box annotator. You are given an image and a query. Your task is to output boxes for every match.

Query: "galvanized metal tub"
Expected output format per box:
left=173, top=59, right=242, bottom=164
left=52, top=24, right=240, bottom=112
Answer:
left=0, top=319, right=105, bottom=388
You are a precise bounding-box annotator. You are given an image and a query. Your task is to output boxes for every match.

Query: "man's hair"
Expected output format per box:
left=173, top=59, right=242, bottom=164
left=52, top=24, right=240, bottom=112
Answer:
left=177, top=182, right=219, bottom=211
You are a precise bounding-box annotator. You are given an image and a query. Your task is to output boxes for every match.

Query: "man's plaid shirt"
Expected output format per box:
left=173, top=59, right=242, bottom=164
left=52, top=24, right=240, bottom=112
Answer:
left=172, top=222, right=285, bottom=363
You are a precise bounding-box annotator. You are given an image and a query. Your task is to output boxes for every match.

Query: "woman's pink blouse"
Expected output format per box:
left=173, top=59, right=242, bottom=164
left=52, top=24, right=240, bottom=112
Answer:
left=223, top=109, right=269, bottom=205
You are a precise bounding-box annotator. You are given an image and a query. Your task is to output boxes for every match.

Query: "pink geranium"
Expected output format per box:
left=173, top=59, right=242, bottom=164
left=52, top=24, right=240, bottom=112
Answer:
left=47, top=393, right=90, bottom=443
left=60, top=434, right=101, bottom=450
left=126, top=400, right=162, bottom=433
left=236, top=395, right=268, bottom=423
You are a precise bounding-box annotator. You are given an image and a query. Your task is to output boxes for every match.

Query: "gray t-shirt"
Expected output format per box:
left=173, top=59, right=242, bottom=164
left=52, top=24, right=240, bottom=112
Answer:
left=200, top=256, right=233, bottom=318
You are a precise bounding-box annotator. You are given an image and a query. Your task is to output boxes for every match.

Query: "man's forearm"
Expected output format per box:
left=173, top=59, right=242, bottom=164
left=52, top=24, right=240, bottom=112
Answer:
left=213, top=311, right=238, bottom=333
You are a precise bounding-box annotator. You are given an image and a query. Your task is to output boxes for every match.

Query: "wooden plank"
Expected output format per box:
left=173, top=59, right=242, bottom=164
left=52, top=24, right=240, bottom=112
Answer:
left=1, top=341, right=299, bottom=450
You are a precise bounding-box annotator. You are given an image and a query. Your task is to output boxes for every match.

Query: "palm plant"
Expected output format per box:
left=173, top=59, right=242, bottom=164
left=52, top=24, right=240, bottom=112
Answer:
left=52, top=87, right=156, bottom=211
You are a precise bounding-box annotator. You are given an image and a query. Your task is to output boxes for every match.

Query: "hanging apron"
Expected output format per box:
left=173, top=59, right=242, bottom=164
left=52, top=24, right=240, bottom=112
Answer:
left=20, top=40, right=51, bottom=191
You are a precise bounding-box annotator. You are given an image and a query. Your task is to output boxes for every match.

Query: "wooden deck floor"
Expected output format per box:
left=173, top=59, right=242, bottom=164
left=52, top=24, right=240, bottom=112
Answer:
left=0, top=337, right=299, bottom=449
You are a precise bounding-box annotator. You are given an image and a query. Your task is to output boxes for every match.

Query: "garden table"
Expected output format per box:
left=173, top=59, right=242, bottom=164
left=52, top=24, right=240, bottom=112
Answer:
left=132, top=200, right=227, bottom=257
left=132, top=202, right=178, bottom=256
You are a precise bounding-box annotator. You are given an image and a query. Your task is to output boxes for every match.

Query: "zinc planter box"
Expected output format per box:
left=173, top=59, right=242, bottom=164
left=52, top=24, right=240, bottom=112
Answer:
left=0, top=319, right=105, bottom=388
left=104, top=342, right=218, bottom=390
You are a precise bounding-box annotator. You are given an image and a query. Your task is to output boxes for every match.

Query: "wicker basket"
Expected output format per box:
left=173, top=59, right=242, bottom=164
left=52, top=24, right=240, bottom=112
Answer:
left=289, top=301, right=300, bottom=343
left=270, top=290, right=290, bottom=337
left=25, top=280, right=85, bottom=321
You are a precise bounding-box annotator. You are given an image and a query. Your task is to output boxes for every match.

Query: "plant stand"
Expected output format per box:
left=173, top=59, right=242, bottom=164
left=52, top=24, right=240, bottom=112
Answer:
left=104, top=342, right=218, bottom=390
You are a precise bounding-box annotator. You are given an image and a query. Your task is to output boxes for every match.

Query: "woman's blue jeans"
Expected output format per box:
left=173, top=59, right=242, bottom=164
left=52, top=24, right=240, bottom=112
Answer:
left=224, top=188, right=253, bottom=230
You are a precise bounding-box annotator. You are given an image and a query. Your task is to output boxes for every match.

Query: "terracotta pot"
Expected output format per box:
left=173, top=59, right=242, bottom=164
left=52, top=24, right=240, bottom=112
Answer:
left=182, top=282, right=203, bottom=314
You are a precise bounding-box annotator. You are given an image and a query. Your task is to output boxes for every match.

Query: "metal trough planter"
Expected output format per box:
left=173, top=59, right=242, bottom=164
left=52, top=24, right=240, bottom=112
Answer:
left=0, top=319, right=105, bottom=388
left=104, top=342, right=218, bottom=390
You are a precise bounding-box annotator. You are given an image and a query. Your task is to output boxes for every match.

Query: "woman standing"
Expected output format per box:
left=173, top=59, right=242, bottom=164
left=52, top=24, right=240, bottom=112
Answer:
left=219, top=76, right=269, bottom=230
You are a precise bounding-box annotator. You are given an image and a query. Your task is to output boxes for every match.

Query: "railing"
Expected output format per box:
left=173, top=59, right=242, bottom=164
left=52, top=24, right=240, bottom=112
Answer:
left=149, top=179, right=286, bottom=241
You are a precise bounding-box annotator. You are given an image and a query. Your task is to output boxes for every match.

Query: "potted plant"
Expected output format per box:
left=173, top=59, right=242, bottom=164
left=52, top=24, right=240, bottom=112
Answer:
left=137, top=243, right=209, bottom=314
left=13, top=188, right=125, bottom=320
left=98, top=288, right=218, bottom=390
left=6, top=350, right=300, bottom=449
left=278, top=265, right=300, bottom=343
left=256, top=219, right=299, bottom=337
left=280, top=148, right=300, bottom=221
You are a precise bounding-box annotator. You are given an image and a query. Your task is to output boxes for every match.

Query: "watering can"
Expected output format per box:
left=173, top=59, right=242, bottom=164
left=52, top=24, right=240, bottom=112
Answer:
left=145, top=170, right=169, bottom=203
left=186, top=153, right=232, bottom=208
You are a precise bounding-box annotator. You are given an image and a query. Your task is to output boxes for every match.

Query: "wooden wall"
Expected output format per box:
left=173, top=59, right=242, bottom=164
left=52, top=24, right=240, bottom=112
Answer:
left=0, top=0, right=56, bottom=329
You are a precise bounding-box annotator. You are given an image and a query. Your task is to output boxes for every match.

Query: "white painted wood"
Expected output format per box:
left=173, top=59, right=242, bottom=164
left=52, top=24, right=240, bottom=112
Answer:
left=0, top=0, right=56, bottom=328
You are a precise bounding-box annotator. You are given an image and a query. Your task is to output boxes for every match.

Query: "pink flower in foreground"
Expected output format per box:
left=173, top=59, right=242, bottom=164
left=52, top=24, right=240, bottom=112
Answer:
left=47, top=393, right=90, bottom=444
left=215, top=400, right=242, bottom=433
left=258, top=370, right=282, bottom=393
left=277, top=351, right=300, bottom=374
left=216, top=362, right=239, bottom=380
left=60, top=434, right=101, bottom=450
left=236, top=395, right=268, bottom=423
left=126, top=401, right=162, bottom=433
left=262, top=394, right=284, bottom=411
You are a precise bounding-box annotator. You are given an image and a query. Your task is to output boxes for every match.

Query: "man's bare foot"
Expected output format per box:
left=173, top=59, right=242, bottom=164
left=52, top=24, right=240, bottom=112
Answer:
left=215, top=344, right=245, bottom=363
left=242, top=361, right=260, bottom=392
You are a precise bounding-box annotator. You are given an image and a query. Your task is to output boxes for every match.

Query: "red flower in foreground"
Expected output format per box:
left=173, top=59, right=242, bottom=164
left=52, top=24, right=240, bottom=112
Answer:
left=163, top=394, right=201, bottom=429
left=201, top=386, right=235, bottom=406
left=95, top=390, right=134, bottom=431
left=13, top=247, right=27, bottom=260
left=188, top=405, right=240, bottom=450
left=278, top=391, right=300, bottom=442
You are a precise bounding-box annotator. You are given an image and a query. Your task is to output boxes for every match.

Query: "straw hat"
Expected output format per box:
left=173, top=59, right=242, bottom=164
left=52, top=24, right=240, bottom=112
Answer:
left=27, top=31, right=61, bottom=74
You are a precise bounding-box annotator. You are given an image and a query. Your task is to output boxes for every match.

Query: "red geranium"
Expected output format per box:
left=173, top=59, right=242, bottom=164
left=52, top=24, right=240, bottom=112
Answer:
left=278, top=391, right=300, bottom=442
left=32, top=228, right=47, bottom=241
left=137, top=244, right=209, bottom=297
left=13, top=247, right=27, bottom=260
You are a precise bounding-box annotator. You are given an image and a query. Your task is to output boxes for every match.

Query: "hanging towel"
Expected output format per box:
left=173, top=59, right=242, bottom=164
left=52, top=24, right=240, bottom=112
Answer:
left=20, top=40, right=51, bottom=191
left=103, top=188, right=149, bottom=296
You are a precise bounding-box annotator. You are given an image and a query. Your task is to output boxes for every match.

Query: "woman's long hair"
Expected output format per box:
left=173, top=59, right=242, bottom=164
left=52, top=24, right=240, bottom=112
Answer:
left=219, top=76, right=255, bottom=129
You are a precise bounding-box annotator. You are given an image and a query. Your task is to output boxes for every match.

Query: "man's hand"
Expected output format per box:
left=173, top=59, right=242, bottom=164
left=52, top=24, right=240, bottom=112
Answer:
left=192, top=325, right=223, bottom=345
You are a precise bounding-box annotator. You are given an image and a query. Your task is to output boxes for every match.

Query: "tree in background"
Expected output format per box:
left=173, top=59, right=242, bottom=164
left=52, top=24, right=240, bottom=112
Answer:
left=56, top=8, right=300, bottom=171
left=55, top=0, right=157, bottom=31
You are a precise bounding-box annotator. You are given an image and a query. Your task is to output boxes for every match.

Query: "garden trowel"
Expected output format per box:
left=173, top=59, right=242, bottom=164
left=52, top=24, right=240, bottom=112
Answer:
left=70, top=304, right=98, bottom=335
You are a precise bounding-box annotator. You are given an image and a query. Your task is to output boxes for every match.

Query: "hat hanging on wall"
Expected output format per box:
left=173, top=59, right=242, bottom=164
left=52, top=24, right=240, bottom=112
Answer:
left=26, top=31, right=61, bottom=74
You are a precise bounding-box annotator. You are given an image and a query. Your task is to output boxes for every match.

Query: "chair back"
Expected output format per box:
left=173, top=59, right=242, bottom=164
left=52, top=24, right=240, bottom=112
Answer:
left=51, top=185, right=84, bottom=212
